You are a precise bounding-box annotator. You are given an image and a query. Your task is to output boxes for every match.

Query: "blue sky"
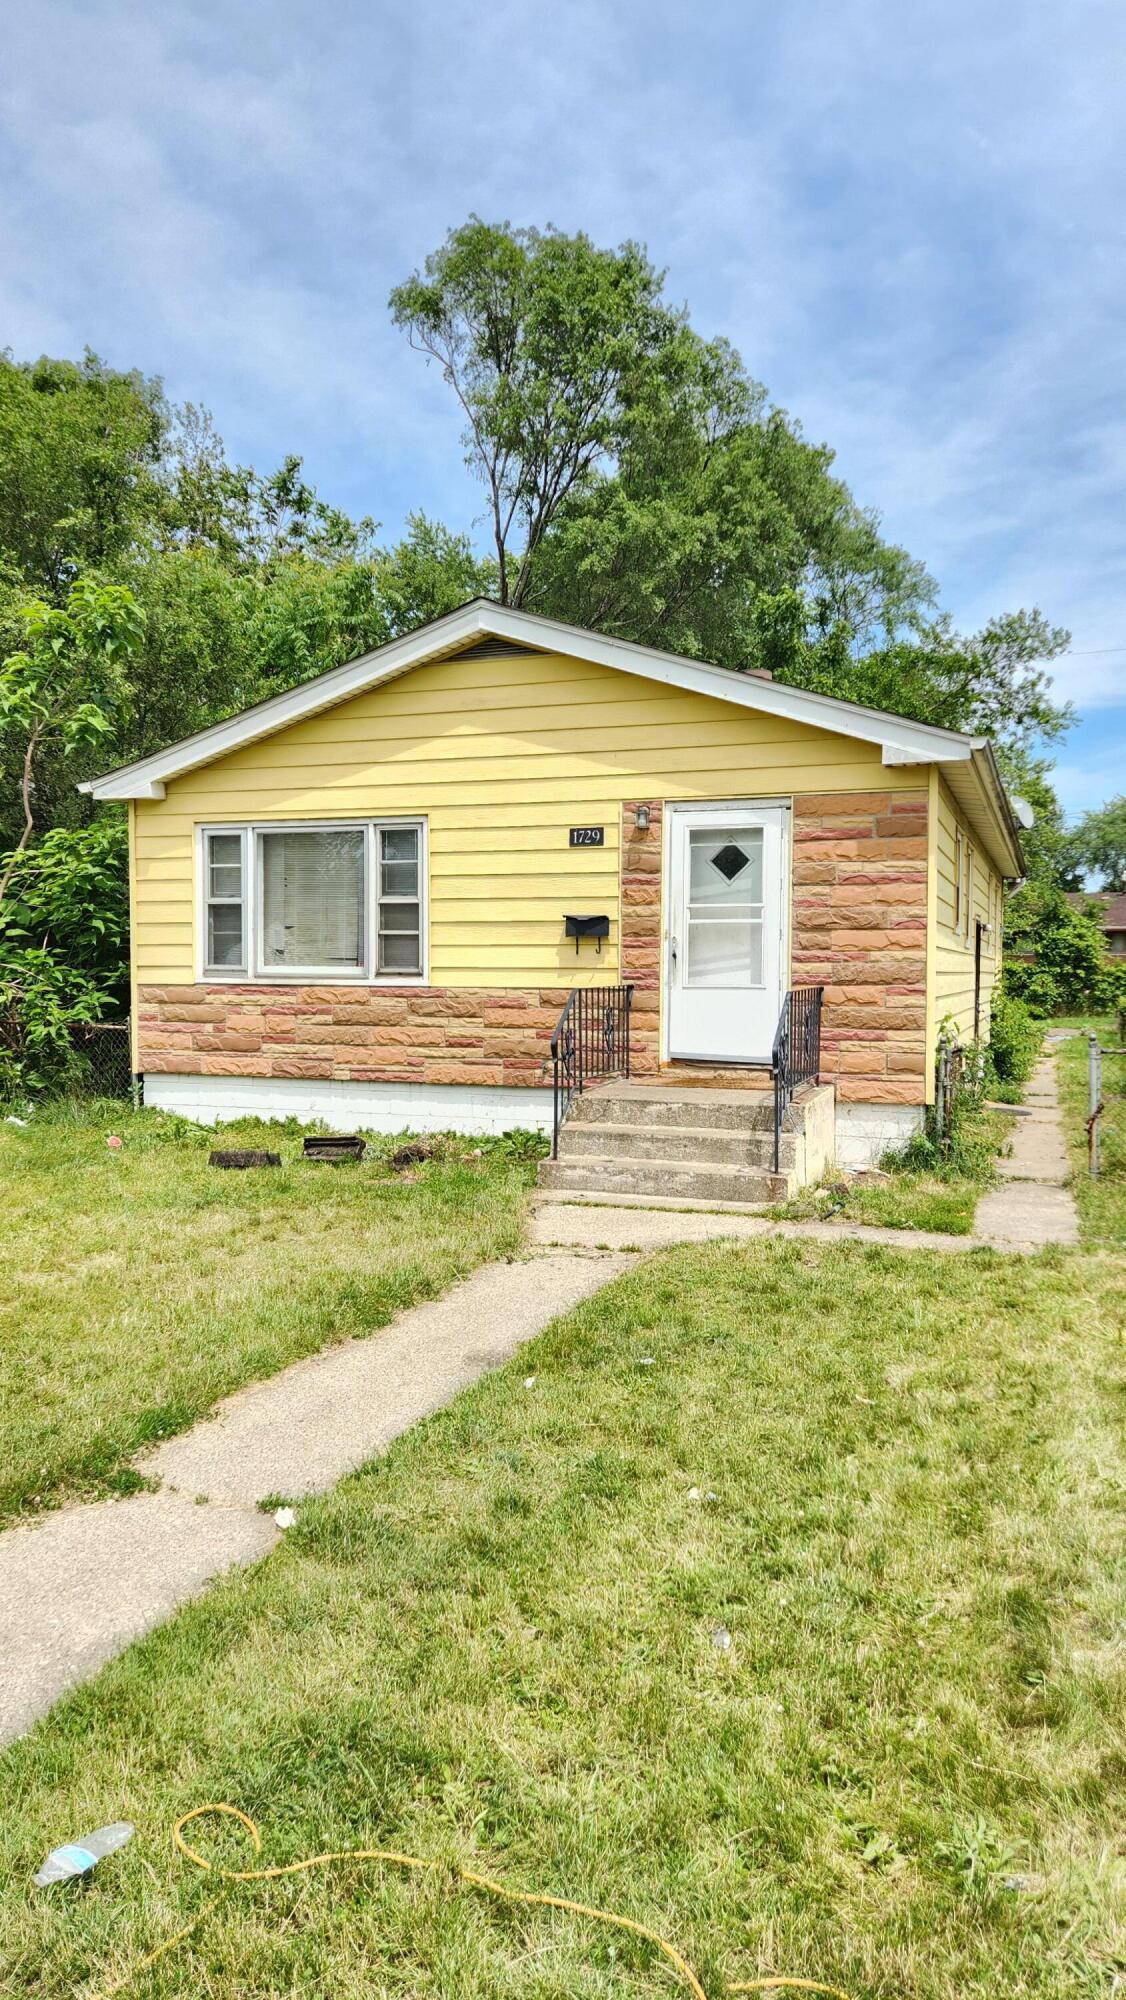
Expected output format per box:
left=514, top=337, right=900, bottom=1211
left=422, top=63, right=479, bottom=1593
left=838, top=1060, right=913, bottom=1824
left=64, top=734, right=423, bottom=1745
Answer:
left=2, top=0, right=1124, bottom=815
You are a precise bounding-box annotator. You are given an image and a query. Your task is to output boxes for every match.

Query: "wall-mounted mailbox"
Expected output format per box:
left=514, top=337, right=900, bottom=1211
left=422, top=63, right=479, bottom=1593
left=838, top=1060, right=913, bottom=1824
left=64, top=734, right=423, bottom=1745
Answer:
left=564, top=913, right=610, bottom=955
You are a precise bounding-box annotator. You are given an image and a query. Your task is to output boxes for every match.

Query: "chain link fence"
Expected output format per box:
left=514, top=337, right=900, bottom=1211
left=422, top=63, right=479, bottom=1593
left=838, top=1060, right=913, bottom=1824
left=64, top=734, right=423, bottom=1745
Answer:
left=71, top=1021, right=135, bottom=1100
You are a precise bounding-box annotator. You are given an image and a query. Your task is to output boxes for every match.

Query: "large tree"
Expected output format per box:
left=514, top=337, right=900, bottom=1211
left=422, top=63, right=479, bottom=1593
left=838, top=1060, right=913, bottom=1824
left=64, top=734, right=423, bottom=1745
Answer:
left=1071, top=795, right=1126, bottom=892
left=393, top=219, right=1073, bottom=758
left=390, top=220, right=683, bottom=606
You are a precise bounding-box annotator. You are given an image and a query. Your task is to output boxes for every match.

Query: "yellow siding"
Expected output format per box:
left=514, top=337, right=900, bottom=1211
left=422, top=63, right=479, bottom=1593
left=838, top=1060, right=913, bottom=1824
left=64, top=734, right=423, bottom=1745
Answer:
left=134, top=644, right=925, bottom=987
left=931, top=773, right=1003, bottom=1045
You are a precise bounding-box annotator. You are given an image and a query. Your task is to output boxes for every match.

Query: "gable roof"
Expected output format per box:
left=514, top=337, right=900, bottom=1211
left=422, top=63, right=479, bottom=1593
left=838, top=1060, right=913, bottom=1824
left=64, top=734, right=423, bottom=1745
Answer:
left=80, top=597, right=1026, bottom=876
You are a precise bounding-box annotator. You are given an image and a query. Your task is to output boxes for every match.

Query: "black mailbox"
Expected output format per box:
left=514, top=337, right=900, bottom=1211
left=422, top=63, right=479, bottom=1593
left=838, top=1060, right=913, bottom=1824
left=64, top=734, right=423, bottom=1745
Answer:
left=564, top=913, right=610, bottom=954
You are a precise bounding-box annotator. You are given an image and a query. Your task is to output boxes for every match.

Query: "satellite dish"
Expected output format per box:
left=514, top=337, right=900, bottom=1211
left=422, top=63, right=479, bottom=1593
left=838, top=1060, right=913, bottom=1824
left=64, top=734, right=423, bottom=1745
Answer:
left=1010, top=795, right=1035, bottom=829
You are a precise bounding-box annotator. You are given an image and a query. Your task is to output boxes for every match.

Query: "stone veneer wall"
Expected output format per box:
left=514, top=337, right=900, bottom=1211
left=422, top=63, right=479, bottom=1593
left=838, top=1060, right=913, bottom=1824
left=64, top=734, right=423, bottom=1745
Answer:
left=791, top=788, right=928, bottom=1103
left=136, top=986, right=569, bottom=1089
left=137, top=788, right=928, bottom=1103
left=620, top=801, right=663, bottom=1077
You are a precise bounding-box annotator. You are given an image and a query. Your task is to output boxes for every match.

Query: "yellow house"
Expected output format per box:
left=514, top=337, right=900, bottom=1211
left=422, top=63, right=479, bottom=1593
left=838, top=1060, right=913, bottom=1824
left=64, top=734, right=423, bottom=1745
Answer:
left=83, top=601, right=1024, bottom=1191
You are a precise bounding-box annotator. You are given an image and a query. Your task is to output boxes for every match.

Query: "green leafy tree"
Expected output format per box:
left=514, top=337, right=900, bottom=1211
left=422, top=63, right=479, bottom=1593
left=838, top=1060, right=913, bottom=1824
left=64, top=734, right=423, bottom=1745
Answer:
left=1004, top=893, right=1122, bottom=1014
left=1072, top=795, right=1126, bottom=892
left=390, top=220, right=681, bottom=606
left=0, top=351, right=167, bottom=597
left=0, top=577, right=142, bottom=905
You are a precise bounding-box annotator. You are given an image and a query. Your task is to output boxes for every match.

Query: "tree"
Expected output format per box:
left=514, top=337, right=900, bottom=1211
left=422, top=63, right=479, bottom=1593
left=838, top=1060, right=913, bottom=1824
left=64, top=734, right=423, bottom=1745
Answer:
left=0, top=350, right=167, bottom=599
left=390, top=220, right=681, bottom=606
left=1072, top=795, right=1126, bottom=892
left=0, top=577, right=142, bottom=906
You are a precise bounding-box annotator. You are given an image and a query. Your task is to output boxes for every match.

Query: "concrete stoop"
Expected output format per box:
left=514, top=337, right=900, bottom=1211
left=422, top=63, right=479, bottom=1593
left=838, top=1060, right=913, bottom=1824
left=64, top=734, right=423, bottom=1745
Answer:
left=538, top=1079, right=836, bottom=1209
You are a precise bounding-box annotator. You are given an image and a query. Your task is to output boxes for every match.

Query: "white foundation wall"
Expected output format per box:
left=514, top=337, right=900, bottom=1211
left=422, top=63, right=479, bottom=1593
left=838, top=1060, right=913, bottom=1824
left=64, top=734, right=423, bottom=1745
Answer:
left=834, top=1100, right=926, bottom=1170
left=143, top=1073, right=555, bottom=1137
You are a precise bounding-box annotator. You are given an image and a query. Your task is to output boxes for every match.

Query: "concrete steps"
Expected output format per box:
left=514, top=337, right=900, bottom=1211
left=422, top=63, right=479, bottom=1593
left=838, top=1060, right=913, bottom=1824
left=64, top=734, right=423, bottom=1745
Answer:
left=538, top=1078, right=835, bottom=1210
left=538, top=1154, right=786, bottom=1205
left=559, top=1119, right=798, bottom=1170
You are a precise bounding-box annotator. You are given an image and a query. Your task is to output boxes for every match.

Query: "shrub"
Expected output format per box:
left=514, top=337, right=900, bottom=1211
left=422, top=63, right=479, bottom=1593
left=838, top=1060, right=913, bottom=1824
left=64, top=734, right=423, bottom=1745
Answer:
left=0, top=946, right=106, bottom=1100
left=1004, top=890, right=1126, bottom=1015
left=0, top=818, right=129, bottom=998
left=988, top=992, right=1042, bottom=1086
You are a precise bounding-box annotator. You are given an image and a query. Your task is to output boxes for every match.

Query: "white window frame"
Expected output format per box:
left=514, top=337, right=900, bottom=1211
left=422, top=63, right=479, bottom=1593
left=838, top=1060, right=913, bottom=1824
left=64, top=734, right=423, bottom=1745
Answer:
left=965, top=842, right=975, bottom=943
left=197, top=817, right=429, bottom=985
left=953, top=826, right=964, bottom=935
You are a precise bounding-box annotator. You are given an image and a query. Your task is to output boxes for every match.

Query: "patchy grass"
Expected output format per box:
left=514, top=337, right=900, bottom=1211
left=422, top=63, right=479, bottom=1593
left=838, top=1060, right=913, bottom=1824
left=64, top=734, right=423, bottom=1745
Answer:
left=1056, top=1019, right=1126, bottom=1247
left=0, top=1101, right=534, bottom=1522
left=3, top=1239, right=1126, bottom=1998
left=778, top=1106, right=1012, bottom=1235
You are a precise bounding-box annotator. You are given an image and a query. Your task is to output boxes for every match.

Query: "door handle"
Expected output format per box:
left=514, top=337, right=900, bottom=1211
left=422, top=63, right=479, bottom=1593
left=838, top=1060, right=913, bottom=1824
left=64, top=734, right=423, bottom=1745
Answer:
left=670, top=936, right=679, bottom=967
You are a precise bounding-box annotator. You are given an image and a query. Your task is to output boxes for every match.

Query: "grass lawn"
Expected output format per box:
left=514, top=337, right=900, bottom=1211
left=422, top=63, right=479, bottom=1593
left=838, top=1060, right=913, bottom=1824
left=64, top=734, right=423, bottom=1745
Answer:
left=1056, top=1019, right=1126, bottom=1248
left=0, top=1101, right=534, bottom=1524
left=4, top=1238, right=1126, bottom=1997
left=777, top=1105, right=1012, bottom=1235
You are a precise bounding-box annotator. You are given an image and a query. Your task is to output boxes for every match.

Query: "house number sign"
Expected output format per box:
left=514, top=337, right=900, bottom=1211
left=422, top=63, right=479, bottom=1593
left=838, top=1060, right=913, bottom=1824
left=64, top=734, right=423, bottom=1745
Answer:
left=568, top=826, right=605, bottom=847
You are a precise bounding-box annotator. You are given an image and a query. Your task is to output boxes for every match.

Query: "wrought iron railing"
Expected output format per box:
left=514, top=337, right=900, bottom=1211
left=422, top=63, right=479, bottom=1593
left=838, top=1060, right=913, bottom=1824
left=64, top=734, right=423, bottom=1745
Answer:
left=770, top=986, right=824, bottom=1172
left=551, top=983, right=634, bottom=1157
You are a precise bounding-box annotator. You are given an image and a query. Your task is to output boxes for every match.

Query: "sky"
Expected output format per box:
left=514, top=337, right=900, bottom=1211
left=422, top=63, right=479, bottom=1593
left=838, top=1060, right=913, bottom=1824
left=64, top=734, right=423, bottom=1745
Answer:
left=1, top=0, right=1124, bottom=815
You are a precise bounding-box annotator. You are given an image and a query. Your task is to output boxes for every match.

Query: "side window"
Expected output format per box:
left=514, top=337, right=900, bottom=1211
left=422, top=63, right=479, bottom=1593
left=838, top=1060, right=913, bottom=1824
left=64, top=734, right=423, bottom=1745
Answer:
left=377, top=825, right=422, bottom=975
left=965, top=844, right=975, bottom=942
left=953, top=828, right=964, bottom=934
left=204, top=829, right=247, bottom=974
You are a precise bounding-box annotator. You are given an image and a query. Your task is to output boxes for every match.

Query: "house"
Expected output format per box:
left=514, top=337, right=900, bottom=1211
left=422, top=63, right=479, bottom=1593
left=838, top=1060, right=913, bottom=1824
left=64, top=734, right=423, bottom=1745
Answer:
left=1066, top=890, right=1126, bottom=956
left=82, top=600, right=1022, bottom=1193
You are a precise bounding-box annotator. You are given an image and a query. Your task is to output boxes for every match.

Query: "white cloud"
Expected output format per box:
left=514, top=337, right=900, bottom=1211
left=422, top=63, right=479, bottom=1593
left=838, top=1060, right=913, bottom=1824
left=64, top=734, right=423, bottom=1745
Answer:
left=1, top=0, right=1124, bottom=777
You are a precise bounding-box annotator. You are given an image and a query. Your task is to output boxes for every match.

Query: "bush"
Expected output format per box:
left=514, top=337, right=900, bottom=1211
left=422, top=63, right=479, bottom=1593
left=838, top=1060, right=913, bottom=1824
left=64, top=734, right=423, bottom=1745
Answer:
left=0, top=819, right=129, bottom=999
left=988, top=992, right=1042, bottom=1086
left=0, top=946, right=106, bottom=1100
left=1004, top=890, right=1126, bottom=1015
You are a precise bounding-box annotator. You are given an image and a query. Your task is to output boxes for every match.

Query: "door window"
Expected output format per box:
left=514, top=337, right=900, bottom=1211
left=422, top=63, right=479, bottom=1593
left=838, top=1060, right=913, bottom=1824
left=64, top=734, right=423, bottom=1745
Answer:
left=685, top=827, right=764, bottom=987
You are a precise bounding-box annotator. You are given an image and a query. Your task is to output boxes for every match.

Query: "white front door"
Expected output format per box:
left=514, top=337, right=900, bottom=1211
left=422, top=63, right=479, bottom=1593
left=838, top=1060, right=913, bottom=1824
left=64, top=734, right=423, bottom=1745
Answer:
left=666, top=803, right=787, bottom=1063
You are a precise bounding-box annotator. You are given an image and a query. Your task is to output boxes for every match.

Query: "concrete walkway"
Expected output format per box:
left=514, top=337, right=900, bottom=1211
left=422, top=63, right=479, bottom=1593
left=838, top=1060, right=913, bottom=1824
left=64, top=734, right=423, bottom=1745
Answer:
left=0, top=1252, right=632, bottom=1747
left=530, top=1197, right=978, bottom=1255
left=974, top=1042, right=1080, bottom=1250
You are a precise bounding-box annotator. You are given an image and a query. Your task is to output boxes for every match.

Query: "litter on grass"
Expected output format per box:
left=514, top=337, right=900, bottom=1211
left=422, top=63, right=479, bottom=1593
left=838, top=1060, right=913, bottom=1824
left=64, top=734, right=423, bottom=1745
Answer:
left=35, top=1823, right=133, bottom=1886
left=273, top=1507, right=296, bottom=1529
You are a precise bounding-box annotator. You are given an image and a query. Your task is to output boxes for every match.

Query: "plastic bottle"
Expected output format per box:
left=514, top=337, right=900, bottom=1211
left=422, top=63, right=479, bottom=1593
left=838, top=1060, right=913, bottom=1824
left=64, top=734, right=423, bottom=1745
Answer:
left=34, top=1822, right=134, bottom=1885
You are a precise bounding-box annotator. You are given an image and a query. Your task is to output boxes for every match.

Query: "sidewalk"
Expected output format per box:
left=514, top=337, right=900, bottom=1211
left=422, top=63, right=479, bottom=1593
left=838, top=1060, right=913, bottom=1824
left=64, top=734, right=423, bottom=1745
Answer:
left=973, top=1043, right=1079, bottom=1250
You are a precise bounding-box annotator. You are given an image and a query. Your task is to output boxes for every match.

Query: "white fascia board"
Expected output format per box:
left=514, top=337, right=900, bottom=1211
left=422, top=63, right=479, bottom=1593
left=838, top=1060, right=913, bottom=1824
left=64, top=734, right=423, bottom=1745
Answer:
left=80, top=598, right=982, bottom=800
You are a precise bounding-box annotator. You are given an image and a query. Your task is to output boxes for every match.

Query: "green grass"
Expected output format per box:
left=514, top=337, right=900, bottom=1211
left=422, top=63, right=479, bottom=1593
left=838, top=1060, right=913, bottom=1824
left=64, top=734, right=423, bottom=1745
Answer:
left=1056, top=1019, right=1126, bottom=1247
left=0, top=1101, right=535, bottom=1523
left=4, top=1238, right=1126, bottom=1997
left=777, top=1106, right=1012, bottom=1235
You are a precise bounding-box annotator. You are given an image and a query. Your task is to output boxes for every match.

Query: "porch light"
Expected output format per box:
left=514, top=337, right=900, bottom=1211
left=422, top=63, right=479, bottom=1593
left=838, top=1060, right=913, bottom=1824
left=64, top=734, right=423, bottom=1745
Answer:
left=635, top=804, right=650, bottom=830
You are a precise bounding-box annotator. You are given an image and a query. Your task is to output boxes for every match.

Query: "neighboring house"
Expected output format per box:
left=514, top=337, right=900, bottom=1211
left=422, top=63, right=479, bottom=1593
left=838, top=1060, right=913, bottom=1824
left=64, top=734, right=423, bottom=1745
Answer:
left=1066, top=890, right=1126, bottom=956
left=82, top=600, right=1021, bottom=1180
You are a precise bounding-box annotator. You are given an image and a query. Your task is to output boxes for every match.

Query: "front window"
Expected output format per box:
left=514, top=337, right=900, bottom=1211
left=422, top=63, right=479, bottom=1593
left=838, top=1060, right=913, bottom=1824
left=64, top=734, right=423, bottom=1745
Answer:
left=261, top=827, right=366, bottom=972
left=201, top=820, right=425, bottom=981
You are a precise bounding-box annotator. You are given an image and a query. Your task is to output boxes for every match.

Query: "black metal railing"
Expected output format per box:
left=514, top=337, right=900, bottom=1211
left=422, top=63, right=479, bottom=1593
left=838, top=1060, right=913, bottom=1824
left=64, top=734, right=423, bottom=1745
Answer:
left=551, top=983, right=634, bottom=1156
left=771, top=986, right=824, bottom=1172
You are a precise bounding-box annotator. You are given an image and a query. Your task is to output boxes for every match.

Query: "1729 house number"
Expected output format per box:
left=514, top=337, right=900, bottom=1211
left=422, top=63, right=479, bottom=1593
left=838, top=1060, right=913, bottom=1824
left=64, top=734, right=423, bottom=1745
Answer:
left=568, top=826, right=605, bottom=846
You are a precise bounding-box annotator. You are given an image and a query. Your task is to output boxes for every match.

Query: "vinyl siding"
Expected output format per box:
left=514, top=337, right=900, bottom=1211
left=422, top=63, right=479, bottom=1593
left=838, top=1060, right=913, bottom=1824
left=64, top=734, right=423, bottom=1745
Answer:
left=932, top=772, right=1002, bottom=1044
left=133, top=644, right=926, bottom=988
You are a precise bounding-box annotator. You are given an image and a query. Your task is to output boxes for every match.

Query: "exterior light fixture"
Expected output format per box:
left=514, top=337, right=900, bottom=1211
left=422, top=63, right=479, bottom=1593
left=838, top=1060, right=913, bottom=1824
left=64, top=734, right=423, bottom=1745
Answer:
left=635, top=804, right=651, bottom=830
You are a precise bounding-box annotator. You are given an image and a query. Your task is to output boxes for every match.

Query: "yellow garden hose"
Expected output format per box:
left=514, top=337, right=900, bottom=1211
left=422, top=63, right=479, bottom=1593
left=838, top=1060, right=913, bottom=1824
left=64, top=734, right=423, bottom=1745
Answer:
left=90, top=1802, right=852, bottom=2000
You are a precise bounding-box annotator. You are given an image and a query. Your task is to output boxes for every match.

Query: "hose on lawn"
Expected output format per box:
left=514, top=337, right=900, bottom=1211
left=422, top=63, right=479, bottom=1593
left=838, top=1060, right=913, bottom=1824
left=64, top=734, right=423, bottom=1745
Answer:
left=90, top=1802, right=852, bottom=2000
